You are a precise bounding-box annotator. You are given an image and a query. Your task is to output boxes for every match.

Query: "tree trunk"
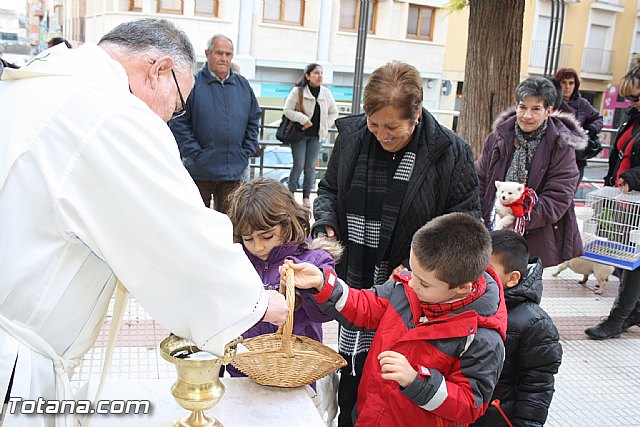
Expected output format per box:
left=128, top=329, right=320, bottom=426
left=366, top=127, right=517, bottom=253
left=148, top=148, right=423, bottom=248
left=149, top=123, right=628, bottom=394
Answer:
left=458, top=0, right=526, bottom=159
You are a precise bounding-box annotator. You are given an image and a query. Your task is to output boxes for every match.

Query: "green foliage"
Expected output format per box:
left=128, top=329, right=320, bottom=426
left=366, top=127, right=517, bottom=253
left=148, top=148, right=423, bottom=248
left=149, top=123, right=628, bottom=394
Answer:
left=445, top=0, right=470, bottom=12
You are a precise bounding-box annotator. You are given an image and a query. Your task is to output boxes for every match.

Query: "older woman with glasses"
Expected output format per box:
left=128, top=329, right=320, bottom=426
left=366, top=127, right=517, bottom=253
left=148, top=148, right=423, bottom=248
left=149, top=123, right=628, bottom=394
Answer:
left=476, top=76, right=587, bottom=267
left=585, top=59, right=640, bottom=340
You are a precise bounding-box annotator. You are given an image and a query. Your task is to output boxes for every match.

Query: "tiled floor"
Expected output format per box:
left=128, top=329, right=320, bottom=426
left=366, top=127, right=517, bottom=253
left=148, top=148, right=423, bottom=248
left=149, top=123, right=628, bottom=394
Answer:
left=70, top=266, right=640, bottom=426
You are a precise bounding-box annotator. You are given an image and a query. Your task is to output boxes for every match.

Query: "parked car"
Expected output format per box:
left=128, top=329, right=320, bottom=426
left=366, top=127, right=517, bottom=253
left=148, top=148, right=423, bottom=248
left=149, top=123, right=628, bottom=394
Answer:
left=251, top=146, right=297, bottom=186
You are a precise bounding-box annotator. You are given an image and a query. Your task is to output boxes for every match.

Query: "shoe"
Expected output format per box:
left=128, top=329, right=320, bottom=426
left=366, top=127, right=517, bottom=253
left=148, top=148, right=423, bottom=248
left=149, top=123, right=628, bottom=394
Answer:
left=622, top=316, right=640, bottom=332
left=585, top=318, right=622, bottom=340
left=302, top=198, right=311, bottom=209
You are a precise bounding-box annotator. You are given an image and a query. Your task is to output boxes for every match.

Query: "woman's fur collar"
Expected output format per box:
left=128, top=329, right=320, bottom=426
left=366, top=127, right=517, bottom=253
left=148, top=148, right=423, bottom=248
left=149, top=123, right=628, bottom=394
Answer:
left=308, top=237, right=344, bottom=263
left=492, top=107, right=588, bottom=151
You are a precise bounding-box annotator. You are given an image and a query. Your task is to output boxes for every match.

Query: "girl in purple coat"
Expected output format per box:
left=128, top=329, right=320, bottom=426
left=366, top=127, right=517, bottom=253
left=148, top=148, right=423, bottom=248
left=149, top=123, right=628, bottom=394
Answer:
left=225, top=177, right=342, bottom=377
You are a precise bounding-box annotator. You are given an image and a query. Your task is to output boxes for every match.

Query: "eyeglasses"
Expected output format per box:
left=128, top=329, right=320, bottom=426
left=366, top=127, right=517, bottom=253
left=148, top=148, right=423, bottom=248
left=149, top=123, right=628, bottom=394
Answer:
left=171, top=69, right=187, bottom=119
left=625, top=94, right=640, bottom=103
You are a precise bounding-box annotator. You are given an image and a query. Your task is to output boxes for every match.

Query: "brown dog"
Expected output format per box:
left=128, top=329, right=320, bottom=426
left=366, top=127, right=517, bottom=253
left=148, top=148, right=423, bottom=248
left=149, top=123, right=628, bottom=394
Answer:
left=553, top=258, right=615, bottom=294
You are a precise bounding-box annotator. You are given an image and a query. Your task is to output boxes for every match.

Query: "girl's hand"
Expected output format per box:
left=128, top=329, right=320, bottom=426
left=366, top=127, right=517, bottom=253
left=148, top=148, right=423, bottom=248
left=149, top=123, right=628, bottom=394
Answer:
left=279, top=260, right=325, bottom=291
left=302, top=120, right=313, bottom=130
left=378, top=350, right=417, bottom=388
left=618, top=177, right=630, bottom=193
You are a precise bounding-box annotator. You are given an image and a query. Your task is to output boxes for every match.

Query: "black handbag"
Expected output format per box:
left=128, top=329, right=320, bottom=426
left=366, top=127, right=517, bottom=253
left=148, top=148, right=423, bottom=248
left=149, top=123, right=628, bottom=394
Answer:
left=275, top=115, right=303, bottom=145
left=575, top=134, right=603, bottom=161
left=276, top=87, right=305, bottom=145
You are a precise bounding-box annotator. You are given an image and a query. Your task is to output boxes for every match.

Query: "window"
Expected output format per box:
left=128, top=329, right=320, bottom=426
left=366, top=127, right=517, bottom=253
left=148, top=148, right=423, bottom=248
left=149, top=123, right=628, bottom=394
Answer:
left=407, top=4, right=435, bottom=41
left=195, top=0, right=218, bottom=16
left=263, top=0, right=304, bottom=25
left=157, top=0, right=183, bottom=14
left=339, top=0, right=376, bottom=34
left=128, top=0, right=142, bottom=11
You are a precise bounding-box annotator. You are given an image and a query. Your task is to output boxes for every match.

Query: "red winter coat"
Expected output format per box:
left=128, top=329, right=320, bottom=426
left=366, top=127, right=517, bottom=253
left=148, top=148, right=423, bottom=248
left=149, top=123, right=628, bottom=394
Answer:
left=314, top=269, right=507, bottom=426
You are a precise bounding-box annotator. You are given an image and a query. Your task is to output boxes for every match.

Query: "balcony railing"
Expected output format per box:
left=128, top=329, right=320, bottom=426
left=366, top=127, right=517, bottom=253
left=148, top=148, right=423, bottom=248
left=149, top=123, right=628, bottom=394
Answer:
left=528, top=40, right=572, bottom=70
left=581, top=47, right=614, bottom=75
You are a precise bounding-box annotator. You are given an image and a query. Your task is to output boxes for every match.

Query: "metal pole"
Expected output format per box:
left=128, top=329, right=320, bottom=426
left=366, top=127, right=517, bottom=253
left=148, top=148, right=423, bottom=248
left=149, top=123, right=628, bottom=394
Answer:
left=553, top=0, right=566, bottom=74
left=544, top=0, right=556, bottom=76
left=351, top=0, right=370, bottom=115
left=549, top=0, right=560, bottom=76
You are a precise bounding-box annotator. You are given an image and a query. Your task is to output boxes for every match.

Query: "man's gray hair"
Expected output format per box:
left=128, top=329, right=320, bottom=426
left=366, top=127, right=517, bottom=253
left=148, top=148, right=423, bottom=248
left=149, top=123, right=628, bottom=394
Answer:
left=515, top=76, right=558, bottom=109
left=207, top=34, right=234, bottom=53
left=98, top=19, right=195, bottom=73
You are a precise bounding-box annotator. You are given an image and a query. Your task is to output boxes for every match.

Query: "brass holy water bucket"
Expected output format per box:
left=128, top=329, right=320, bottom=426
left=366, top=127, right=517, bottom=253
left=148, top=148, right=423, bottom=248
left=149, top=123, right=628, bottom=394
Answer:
left=159, top=335, right=239, bottom=427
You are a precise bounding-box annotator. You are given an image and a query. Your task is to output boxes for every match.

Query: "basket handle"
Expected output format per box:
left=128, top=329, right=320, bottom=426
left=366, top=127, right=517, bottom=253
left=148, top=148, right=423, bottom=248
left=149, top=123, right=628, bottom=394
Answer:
left=277, top=268, right=296, bottom=357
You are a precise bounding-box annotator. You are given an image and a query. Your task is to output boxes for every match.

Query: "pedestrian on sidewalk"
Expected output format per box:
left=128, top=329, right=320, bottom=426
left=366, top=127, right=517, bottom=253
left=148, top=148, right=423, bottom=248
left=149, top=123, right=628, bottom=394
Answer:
left=169, top=34, right=261, bottom=213
left=554, top=68, right=604, bottom=183
left=283, top=63, right=338, bottom=208
left=585, top=59, right=640, bottom=340
left=476, top=76, right=587, bottom=267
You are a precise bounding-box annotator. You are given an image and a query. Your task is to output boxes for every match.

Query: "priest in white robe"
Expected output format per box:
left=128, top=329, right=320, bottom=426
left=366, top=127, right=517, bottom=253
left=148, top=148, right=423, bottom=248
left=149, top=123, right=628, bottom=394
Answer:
left=0, top=19, right=288, bottom=426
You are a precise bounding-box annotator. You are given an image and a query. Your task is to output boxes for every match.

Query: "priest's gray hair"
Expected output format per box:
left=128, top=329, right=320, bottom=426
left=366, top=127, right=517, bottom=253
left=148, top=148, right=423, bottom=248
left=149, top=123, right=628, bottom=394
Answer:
left=99, top=19, right=195, bottom=73
left=515, top=76, right=558, bottom=109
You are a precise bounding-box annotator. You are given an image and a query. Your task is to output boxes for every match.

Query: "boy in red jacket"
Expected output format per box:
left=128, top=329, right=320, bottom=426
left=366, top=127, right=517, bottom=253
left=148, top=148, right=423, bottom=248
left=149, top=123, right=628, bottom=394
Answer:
left=281, top=212, right=507, bottom=427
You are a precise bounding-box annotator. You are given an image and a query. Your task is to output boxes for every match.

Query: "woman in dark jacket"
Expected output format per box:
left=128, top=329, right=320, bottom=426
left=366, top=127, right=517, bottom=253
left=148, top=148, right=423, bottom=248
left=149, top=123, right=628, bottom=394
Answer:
left=585, top=61, right=640, bottom=339
left=554, top=67, right=604, bottom=181
left=476, top=76, right=587, bottom=267
left=312, top=61, right=480, bottom=427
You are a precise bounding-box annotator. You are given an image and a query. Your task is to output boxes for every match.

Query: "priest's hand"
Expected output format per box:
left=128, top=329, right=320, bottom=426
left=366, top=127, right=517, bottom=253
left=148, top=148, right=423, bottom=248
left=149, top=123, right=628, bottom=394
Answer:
left=262, top=290, right=288, bottom=326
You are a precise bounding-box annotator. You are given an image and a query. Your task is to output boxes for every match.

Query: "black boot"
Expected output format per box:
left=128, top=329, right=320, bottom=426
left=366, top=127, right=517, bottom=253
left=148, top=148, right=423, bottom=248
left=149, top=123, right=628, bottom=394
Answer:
left=585, top=269, right=640, bottom=339
left=585, top=318, right=623, bottom=339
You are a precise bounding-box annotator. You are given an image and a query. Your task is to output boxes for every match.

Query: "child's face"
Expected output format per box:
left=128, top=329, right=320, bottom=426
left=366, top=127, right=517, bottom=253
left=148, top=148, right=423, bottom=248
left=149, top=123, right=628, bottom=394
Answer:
left=489, top=255, right=509, bottom=289
left=489, top=254, right=519, bottom=289
left=241, top=225, right=285, bottom=260
left=407, top=250, right=471, bottom=304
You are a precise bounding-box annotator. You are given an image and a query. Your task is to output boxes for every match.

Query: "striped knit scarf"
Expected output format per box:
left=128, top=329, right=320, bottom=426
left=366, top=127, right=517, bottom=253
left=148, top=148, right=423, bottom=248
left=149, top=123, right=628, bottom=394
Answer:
left=505, top=120, right=547, bottom=184
left=339, top=122, right=420, bottom=360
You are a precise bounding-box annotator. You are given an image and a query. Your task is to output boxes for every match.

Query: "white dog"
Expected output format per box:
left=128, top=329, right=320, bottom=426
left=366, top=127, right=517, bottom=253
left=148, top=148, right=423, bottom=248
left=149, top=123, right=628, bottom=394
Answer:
left=494, top=181, right=526, bottom=230
left=553, top=257, right=616, bottom=295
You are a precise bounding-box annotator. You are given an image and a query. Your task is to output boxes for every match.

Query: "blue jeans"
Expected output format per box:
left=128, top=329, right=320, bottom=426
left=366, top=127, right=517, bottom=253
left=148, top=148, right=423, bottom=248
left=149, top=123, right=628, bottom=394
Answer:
left=288, top=136, right=320, bottom=198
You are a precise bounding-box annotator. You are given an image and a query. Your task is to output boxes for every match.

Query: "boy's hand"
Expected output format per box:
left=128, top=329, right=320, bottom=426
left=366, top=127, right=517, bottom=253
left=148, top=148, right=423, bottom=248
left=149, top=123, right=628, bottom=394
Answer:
left=378, top=350, right=417, bottom=388
left=279, top=260, right=325, bottom=291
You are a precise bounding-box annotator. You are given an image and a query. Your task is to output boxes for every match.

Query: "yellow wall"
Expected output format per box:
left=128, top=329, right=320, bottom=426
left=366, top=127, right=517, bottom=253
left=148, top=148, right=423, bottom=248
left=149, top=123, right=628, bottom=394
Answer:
left=442, top=6, right=468, bottom=83
left=611, top=0, right=638, bottom=81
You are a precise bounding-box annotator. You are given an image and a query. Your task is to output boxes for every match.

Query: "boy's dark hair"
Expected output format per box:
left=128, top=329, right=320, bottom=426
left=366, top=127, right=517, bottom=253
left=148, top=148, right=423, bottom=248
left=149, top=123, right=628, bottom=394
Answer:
left=411, top=213, right=491, bottom=287
left=490, top=229, right=529, bottom=279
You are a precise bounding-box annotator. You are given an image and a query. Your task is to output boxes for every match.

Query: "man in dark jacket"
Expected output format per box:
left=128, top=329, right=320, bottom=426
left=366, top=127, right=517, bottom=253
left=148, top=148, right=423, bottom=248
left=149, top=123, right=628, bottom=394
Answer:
left=473, top=230, right=562, bottom=427
left=169, top=34, right=260, bottom=213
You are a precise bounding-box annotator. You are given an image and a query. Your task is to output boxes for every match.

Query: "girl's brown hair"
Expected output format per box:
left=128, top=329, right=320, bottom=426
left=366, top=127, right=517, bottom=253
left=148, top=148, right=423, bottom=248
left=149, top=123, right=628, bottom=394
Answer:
left=227, top=178, right=311, bottom=244
left=363, top=61, right=423, bottom=120
left=619, top=58, right=640, bottom=98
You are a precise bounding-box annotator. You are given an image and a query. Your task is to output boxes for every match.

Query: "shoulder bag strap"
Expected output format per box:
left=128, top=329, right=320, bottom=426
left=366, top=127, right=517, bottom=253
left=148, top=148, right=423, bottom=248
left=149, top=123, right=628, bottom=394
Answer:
left=297, top=86, right=304, bottom=114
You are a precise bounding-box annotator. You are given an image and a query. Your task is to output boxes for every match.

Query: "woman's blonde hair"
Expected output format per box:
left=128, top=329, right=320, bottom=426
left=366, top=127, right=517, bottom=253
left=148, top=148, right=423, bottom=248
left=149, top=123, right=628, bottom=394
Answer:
left=619, top=58, right=640, bottom=97
left=363, top=61, right=423, bottom=120
left=227, top=178, right=310, bottom=245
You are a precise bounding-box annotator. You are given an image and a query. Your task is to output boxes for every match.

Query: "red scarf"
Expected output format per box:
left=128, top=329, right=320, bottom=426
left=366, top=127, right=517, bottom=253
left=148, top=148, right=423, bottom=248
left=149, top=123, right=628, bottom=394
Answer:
left=502, top=192, right=526, bottom=217
left=419, top=275, right=487, bottom=319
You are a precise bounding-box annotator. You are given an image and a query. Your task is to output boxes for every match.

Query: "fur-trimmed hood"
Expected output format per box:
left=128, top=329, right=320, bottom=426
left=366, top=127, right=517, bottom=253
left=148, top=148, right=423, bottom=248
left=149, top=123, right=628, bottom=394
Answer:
left=308, top=236, right=344, bottom=263
left=491, top=107, right=588, bottom=151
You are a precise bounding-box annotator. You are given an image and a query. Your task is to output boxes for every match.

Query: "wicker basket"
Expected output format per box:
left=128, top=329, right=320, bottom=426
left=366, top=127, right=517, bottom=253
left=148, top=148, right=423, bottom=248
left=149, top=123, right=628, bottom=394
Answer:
left=230, top=269, right=347, bottom=387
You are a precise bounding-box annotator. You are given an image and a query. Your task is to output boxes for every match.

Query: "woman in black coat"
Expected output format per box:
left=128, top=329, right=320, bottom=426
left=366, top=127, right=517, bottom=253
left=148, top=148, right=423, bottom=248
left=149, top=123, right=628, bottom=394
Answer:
left=311, top=61, right=480, bottom=427
left=585, top=60, right=640, bottom=339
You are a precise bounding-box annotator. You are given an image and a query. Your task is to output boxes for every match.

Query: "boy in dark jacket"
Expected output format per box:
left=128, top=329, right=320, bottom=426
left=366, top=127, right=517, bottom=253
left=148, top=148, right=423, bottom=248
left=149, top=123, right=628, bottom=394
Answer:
left=282, top=213, right=507, bottom=427
left=472, top=230, right=562, bottom=427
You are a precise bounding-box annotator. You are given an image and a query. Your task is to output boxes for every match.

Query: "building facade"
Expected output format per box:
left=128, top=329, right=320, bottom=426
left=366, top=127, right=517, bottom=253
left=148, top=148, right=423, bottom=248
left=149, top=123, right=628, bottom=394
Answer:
left=441, top=0, right=639, bottom=129
left=48, top=0, right=451, bottom=118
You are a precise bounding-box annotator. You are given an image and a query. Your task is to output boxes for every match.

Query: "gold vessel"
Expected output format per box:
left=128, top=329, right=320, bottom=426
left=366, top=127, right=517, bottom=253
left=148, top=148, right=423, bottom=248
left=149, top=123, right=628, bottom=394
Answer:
left=159, top=335, right=239, bottom=427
